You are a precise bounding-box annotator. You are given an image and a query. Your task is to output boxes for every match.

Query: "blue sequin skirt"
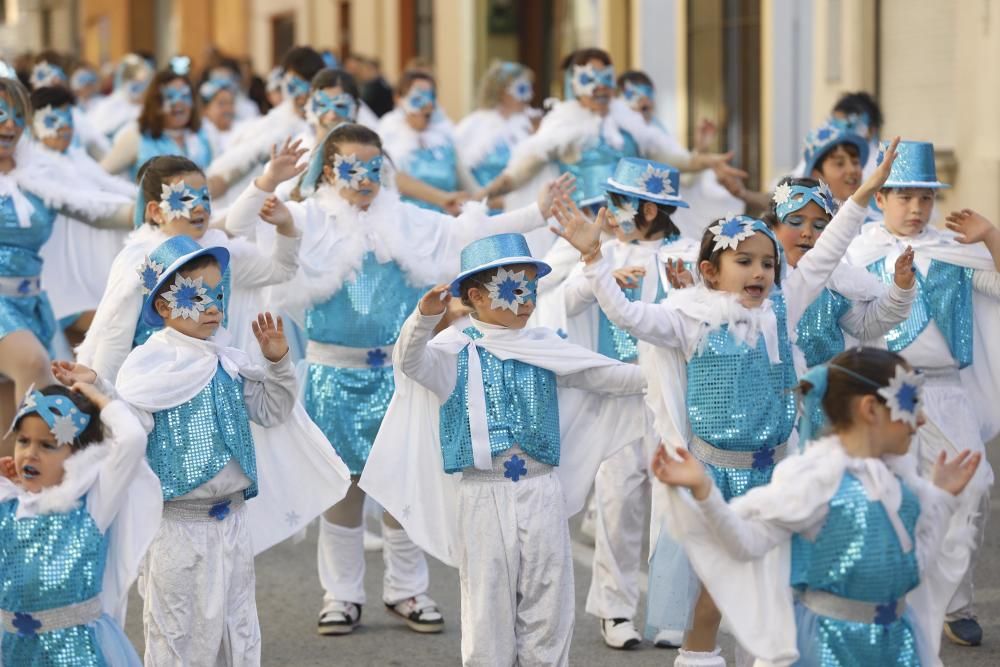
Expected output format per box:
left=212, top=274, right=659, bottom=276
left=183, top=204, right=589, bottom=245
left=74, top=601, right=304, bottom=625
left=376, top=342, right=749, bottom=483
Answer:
left=2, top=612, right=141, bottom=666
left=706, top=462, right=775, bottom=502
left=794, top=600, right=920, bottom=666
left=303, top=363, right=396, bottom=475
left=0, top=292, right=55, bottom=352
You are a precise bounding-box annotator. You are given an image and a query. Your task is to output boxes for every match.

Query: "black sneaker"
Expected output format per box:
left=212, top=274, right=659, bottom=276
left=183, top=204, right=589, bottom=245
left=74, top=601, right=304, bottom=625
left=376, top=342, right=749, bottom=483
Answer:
left=600, top=618, right=641, bottom=650
left=318, top=601, right=362, bottom=636
left=944, top=618, right=983, bottom=647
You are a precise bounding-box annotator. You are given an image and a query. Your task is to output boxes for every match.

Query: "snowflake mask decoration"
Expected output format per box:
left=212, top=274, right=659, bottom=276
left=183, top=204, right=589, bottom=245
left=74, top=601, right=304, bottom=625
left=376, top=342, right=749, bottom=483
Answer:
left=32, top=105, right=73, bottom=140
left=29, top=62, right=67, bottom=89
left=332, top=153, right=383, bottom=190
left=159, top=181, right=212, bottom=221
left=623, top=82, right=654, bottom=110
left=877, top=365, right=924, bottom=428
left=9, top=386, right=91, bottom=447
left=310, top=90, right=357, bottom=123
left=506, top=77, right=533, bottom=103
left=161, top=274, right=225, bottom=321
left=709, top=215, right=759, bottom=252
left=402, top=87, right=436, bottom=114
left=605, top=194, right=639, bottom=234
left=479, top=267, right=538, bottom=315
left=571, top=63, right=615, bottom=98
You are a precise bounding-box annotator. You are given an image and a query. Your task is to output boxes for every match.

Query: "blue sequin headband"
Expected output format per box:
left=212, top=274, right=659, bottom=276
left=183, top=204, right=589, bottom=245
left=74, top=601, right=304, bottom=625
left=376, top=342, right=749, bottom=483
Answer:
left=772, top=182, right=838, bottom=220
left=9, top=387, right=91, bottom=446
left=310, top=90, right=357, bottom=122
left=32, top=105, right=73, bottom=139
left=571, top=63, right=614, bottom=98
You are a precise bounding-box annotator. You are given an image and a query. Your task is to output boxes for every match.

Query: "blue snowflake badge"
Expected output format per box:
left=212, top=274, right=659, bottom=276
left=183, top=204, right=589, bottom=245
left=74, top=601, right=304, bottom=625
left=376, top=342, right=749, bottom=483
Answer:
left=17, top=278, right=32, bottom=295
left=366, top=348, right=387, bottom=367
left=137, top=256, right=165, bottom=295
left=33, top=105, right=72, bottom=139
left=13, top=612, right=41, bottom=637
left=484, top=267, right=537, bottom=314
left=708, top=215, right=757, bottom=252
left=504, top=454, right=528, bottom=482
left=640, top=165, right=674, bottom=196
left=874, top=600, right=899, bottom=626
left=209, top=499, right=232, bottom=521
left=507, top=77, right=533, bottom=102
left=877, top=366, right=924, bottom=428
left=158, top=181, right=198, bottom=221
left=162, top=274, right=209, bottom=321
left=752, top=448, right=775, bottom=471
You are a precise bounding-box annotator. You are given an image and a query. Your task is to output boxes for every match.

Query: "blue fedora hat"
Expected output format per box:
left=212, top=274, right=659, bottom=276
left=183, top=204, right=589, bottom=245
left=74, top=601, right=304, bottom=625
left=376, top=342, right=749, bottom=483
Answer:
left=449, top=233, right=551, bottom=296
left=139, top=235, right=230, bottom=327
left=880, top=140, right=949, bottom=189
left=803, top=121, right=869, bottom=176
left=604, top=158, right=689, bottom=208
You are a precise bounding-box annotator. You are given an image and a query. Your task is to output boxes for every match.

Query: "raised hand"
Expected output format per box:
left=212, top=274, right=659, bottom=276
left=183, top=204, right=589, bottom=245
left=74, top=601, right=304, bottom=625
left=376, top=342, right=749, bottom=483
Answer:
left=550, top=196, right=605, bottom=260
left=51, top=360, right=97, bottom=387
left=665, top=258, right=694, bottom=289
left=252, top=312, right=289, bottom=362
left=537, top=173, right=577, bottom=219
left=0, top=457, right=16, bottom=480
left=418, top=285, right=452, bottom=317
left=613, top=266, right=646, bottom=289
left=258, top=137, right=309, bottom=192
left=852, top=136, right=900, bottom=205
left=70, top=382, right=111, bottom=410
left=932, top=449, right=982, bottom=497
left=259, top=195, right=295, bottom=235
left=945, top=209, right=1000, bottom=246
left=892, top=246, right=916, bottom=289
left=650, top=445, right=712, bottom=500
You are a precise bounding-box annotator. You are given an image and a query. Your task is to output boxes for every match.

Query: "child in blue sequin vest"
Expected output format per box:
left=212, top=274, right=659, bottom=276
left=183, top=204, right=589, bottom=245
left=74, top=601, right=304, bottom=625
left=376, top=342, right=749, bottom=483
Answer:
left=0, top=381, right=158, bottom=666
left=361, top=232, right=647, bottom=666
left=846, top=140, right=1000, bottom=648
left=652, top=347, right=981, bottom=666
left=551, top=138, right=902, bottom=667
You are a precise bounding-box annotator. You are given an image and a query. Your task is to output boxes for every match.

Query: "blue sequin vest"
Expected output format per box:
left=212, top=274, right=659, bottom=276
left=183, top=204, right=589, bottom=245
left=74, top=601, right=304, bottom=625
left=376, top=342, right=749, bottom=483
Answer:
left=558, top=130, right=637, bottom=206
left=791, top=472, right=920, bottom=603
left=0, top=191, right=57, bottom=279
left=439, top=326, right=561, bottom=473
left=132, top=267, right=232, bottom=348
left=146, top=364, right=257, bottom=500
left=867, top=257, right=974, bottom=368
left=470, top=141, right=511, bottom=189
left=134, top=129, right=213, bottom=179
left=402, top=144, right=458, bottom=211
left=686, top=292, right=797, bottom=450
left=796, top=288, right=852, bottom=368
left=305, top=253, right=426, bottom=348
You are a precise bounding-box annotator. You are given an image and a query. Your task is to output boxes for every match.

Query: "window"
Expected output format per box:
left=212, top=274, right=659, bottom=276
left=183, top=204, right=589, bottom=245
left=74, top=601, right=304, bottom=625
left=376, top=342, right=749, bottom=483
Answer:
left=271, top=12, right=295, bottom=67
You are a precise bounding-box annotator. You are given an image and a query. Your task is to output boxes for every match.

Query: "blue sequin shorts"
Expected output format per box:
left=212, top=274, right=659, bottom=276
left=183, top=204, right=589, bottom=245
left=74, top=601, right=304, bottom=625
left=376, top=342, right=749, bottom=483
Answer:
left=0, top=293, right=55, bottom=353
left=303, top=363, right=396, bottom=475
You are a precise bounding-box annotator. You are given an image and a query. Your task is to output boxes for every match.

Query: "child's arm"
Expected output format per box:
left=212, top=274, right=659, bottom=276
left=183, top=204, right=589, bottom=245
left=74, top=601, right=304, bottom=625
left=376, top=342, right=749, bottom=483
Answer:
left=558, top=361, right=646, bottom=396
left=224, top=138, right=309, bottom=240
left=837, top=250, right=917, bottom=342
left=243, top=313, right=297, bottom=427
left=75, top=250, right=143, bottom=381
left=395, top=286, right=461, bottom=401
left=226, top=204, right=301, bottom=290
left=561, top=267, right=598, bottom=317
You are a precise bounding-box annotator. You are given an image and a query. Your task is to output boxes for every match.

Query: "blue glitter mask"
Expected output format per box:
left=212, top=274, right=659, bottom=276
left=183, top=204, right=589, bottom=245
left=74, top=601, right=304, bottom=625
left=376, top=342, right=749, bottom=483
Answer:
left=623, top=82, right=653, bottom=110
left=0, top=98, right=26, bottom=129
left=571, top=63, right=615, bottom=98
left=605, top=193, right=640, bottom=234
left=161, top=84, right=193, bottom=110
left=402, top=87, right=436, bottom=114
left=199, top=77, right=236, bottom=103
left=71, top=69, right=98, bottom=89
left=11, top=387, right=91, bottom=446
left=161, top=274, right=224, bottom=321
left=311, top=90, right=357, bottom=122
left=773, top=181, right=838, bottom=220
left=284, top=73, right=310, bottom=99
left=32, top=105, right=73, bottom=140
left=29, top=62, right=67, bottom=89
left=478, top=267, right=538, bottom=314
left=332, top=153, right=383, bottom=189
left=159, top=181, right=211, bottom=221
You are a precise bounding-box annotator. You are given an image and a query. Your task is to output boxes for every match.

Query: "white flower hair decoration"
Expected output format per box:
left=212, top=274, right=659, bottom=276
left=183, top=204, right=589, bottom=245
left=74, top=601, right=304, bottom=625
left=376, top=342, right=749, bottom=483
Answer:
left=772, top=182, right=793, bottom=206
left=709, top=215, right=757, bottom=252
left=877, top=365, right=924, bottom=428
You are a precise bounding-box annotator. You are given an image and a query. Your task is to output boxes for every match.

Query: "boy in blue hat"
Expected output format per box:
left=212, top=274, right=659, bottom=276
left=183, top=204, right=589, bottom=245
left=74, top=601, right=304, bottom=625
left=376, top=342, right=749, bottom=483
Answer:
left=847, top=140, right=1000, bottom=647
left=361, top=232, right=649, bottom=666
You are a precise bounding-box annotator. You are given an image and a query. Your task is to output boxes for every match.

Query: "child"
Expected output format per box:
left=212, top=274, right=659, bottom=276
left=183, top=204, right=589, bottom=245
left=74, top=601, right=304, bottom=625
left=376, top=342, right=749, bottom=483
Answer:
left=225, top=122, right=572, bottom=637
left=79, top=236, right=349, bottom=665
left=558, top=158, right=699, bottom=649
left=846, top=140, right=1000, bottom=647
left=0, top=381, right=161, bottom=665
left=550, top=138, right=901, bottom=666
left=651, top=347, right=980, bottom=666
left=86, top=54, right=152, bottom=140
left=360, top=232, right=649, bottom=665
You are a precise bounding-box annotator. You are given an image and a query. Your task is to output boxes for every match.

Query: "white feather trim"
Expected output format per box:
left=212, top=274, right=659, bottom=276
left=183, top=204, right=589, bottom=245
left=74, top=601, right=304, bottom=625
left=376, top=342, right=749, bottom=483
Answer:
left=207, top=101, right=308, bottom=181
left=508, top=99, right=624, bottom=167
left=13, top=441, right=111, bottom=516
left=378, top=108, right=456, bottom=169
left=454, top=109, right=534, bottom=171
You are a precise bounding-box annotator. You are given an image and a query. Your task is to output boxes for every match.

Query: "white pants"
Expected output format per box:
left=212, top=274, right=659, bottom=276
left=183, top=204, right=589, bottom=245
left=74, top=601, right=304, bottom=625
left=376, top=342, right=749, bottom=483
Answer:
left=458, top=470, right=574, bottom=666
left=140, top=503, right=260, bottom=667
left=586, top=439, right=651, bottom=620
left=915, top=380, right=994, bottom=619
left=317, top=517, right=428, bottom=607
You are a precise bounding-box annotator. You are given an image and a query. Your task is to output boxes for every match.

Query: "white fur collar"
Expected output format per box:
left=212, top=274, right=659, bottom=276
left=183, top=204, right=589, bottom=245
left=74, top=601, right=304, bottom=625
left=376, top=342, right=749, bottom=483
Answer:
left=378, top=108, right=456, bottom=167
left=512, top=99, right=623, bottom=164
left=208, top=100, right=307, bottom=180
left=454, top=109, right=535, bottom=170
left=11, top=441, right=111, bottom=517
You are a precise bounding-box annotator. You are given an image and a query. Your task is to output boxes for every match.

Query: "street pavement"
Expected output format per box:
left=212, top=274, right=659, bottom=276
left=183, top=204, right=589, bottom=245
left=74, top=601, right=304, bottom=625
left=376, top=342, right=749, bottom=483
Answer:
left=125, top=438, right=1000, bottom=665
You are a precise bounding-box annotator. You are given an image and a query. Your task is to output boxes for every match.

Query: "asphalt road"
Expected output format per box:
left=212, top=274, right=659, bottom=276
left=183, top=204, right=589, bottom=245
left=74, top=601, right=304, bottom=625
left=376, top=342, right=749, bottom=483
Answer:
left=125, top=437, right=1000, bottom=665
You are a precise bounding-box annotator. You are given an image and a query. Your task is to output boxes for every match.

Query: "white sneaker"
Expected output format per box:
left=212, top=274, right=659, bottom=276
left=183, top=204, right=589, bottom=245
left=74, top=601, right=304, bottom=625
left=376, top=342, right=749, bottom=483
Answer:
left=653, top=628, right=683, bottom=648
left=600, top=618, right=641, bottom=650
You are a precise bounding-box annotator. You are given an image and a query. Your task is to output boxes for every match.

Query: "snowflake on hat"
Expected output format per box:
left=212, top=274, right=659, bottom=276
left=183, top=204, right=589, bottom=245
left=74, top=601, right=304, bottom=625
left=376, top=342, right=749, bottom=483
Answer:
left=137, top=256, right=165, bottom=295
left=640, top=165, right=674, bottom=196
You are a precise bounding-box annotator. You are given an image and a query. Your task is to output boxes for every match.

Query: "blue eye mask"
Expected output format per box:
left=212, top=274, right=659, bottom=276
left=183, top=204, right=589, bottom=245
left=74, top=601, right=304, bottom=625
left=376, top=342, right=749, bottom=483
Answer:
left=478, top=267, right=538, bottom=315
left=199, top=77, right=237, bottom=103
left=32, top=105, right=73, bottom=140
left=71, top=69, right=98, bottom=89
left=284, top=74, right=310, bottom=99
left=605, top=194, right=640, bottom=234
left=311, top=90, right=357, bottom=122
left=623, top=82, right=654, bottom=110
left=7, top=387, right=91, bottom=447
left=126, top=79, right=149, bottom=98
left=159, top=182, right=212, bottom=221
left=332, top=153, right=383, bottom=189
left=402, top=88, right=436, bottom=114
left=507, top=77, right=533, bottom=103
left=0, top=98, right=25, bottom=129
left=30, top=62, right=67, bottom=89
left=161, top=275, right=224, bottom=322
left=772, top=181, right=838, bottom=221
left=572, top=64, right=615, bottom=98
left=161, top=84, right=193, bottom=110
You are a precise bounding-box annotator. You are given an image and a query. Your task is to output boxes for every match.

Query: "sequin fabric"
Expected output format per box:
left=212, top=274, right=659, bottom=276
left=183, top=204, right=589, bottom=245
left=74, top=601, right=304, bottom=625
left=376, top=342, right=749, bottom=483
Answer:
left=867, top=258, right=973, bottom=366
left=470, top=141, right=511, bottom=189
left=791, top=473, right=920, bottom=666
left=132, top=269, right=232, bottom=348
left=0, top=499, right=108, bottom=665
left=796, top=288, right=851, bottom=369
left=133, top=129, right=213, bottom=179
left=598, top=248, right=674, bottom=362
left=147, top=364, right=257, bottom=500
left=0, top=191, right=57, bottom=348
left=557, top=130, right=638, bottom=206
left=439, top=326, right=561, bottom=473
left=686, top=292, right=797, bottom=501
left=401, top=144, right=459, bottom=211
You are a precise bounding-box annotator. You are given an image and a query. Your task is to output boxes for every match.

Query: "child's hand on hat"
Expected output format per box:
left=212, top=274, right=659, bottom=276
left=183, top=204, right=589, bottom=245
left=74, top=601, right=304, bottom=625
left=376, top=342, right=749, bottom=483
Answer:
left=892, top=246, right=916, bottom=290
left=51, top=360, right=97, bottom=387
left=259, top=195, right=296, bottom=236
left=550, top=196, right=604, bottom=263
left=258, top=137, right=308, bottom=192
left=252, top=312, right=289, bottom=363
left=537, top=173, right=576, bottom=219
left=418, top=285, right=451, bottom=317
left=853, top=136, right=900, bottom=205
